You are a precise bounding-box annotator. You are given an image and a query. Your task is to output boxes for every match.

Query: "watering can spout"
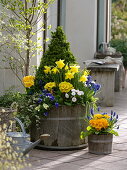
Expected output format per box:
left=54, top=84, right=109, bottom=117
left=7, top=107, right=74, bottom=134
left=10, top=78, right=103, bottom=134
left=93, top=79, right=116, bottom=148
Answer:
left=23, top=134, right=50, bottom=155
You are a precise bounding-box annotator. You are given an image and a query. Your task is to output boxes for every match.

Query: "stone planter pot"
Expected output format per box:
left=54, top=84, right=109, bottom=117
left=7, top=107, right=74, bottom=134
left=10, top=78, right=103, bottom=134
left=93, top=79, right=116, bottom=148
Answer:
left=30, top=105, right=88, bottom=150
left=88, top=134, right=113, bottom=155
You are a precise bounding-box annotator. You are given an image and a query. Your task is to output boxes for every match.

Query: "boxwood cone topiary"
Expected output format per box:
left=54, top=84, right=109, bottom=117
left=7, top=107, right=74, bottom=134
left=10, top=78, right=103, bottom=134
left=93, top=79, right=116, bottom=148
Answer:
left=34, top=26, right=76, bottom=92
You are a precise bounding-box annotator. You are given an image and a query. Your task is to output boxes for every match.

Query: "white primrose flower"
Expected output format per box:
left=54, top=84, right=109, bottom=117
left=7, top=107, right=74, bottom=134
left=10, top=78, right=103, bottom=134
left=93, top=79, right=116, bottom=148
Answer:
left=71, top=89, right=76, bottom=92
left=65, top=93, right=69, bottom=98
left=75, top=89, right=79, bottom=93
left=71, top=91, right=76, bottom=96
left=72, top=97, right=77, bottom=102
left=77, top=91, right=82, bottom=96
left=43, top=103, right=49, bottom=110
left=80, top=91, right=84, bottom=95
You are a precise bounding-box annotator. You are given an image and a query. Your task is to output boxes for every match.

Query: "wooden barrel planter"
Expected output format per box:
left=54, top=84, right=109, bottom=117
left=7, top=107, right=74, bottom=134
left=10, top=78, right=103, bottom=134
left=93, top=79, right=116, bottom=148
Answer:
left=30, top=105, right=88, bottom=150
left=88, top=134, right=113, bottom=155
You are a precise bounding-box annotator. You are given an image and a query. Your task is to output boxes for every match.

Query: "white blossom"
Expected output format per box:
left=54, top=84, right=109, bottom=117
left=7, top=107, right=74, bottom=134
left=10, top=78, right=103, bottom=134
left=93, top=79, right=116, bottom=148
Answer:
left=71, top=91, right=76, bottom=96
left=77, top=91, right=82, bottom=96
left=71, top=89, right=76, bottom=92
left=43, top=103, right=49, bottom=110
left=72, top=97, right=77, bottom=102
left=80, top=91, right=84, bottom=95
left=65, top=93, right=69, bottom=98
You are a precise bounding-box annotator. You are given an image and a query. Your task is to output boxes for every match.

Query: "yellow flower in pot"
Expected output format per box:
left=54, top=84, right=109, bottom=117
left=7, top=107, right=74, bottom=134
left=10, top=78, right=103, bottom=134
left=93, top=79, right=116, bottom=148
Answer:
left=81, top=109, right=119, bottom=155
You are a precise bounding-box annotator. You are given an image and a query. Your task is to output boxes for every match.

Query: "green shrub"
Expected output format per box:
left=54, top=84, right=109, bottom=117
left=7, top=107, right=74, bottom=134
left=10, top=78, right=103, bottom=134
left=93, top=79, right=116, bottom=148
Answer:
left=34, top=26, right=76, bottom=92
left=110, top=39, right=127, bottom=68
left=0, top=90, right=22, bottom=107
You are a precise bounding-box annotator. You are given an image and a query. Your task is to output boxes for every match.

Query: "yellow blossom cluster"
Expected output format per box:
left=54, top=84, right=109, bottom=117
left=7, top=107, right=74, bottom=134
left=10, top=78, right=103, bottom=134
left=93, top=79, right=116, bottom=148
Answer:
left=59, top=82, right=74, bottom=93
left=89, top=118, right=109, bottom=131
left=93, top=114, right=110, bottom=119
left=43, top=59, right=88, bottom=83
left=44, top=82, right=56, bottom=91
left=22, top=75, right=35, bottom=88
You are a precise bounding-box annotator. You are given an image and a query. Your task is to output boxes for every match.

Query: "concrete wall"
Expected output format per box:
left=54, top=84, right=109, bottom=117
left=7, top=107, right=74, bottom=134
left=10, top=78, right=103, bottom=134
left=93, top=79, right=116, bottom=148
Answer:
left=63, top=0, right=97, bottom=69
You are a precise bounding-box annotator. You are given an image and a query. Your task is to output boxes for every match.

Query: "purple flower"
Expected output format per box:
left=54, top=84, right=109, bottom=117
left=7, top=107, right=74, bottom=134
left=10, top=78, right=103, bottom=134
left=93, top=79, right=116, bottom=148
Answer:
left=37, top=98, right=43, bottom=103
left=42, top=89, right=47, bottom=94
left=46, top=93, right=52, bottom=97
left=44, top=112, right=48, bottom=116
left=55, top=102, right=59, bottom=108
left=111, top=110, right=113, bottom=115
left=113, top=112, right=116, bottom=117
left=90, top=108, right=94, bottom=116
left=116, top=115, right=118, bottom=119
left=97, top=107, right=100, bottom=112
left=86, top=76, right=92, bottom=85
left=50, top=96, right=55, bottom=101
left=110, top=116, right=112, bottom=121
left=87, top=115, right=90, bottom=120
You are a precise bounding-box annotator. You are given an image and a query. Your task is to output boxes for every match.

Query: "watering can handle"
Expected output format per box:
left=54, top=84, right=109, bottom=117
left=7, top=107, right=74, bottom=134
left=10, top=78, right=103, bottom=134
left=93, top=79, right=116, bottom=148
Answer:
left=13, top=117, right=26, bottom=136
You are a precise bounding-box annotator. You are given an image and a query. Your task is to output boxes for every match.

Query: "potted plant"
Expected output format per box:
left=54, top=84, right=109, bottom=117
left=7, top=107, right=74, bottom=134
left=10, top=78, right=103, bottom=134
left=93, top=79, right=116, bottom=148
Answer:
left=80, top=109, right=119, bottom=154
left=20, top=59, right=101, bottom=150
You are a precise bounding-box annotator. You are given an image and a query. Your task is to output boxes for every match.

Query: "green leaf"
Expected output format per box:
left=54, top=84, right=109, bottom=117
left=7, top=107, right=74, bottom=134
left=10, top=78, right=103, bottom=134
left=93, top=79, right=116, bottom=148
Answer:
left=108, top=130, right=119, bottom=136
left=64, top=101, right=72, bottom=106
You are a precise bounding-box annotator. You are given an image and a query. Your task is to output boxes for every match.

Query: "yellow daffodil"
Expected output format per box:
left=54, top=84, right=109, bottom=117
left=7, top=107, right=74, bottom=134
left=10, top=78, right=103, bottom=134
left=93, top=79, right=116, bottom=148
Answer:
left=65, top=71, right=74, bottom=80
left=83, top=70, right=90, bottom=76
left=44, top=82, right=56, bottom=91
left=44, top=66, right=51, bottom=74
left=65, top=65, right=69, bottom=70
left=70, top=65, right=80, bottom=73
left=79, top=75, right=87, bottom=82
left=59, top=82, right=74, bottom=93
left=52, top=67, right=59, bottom=74
left=22, top=75, right=35, bottom=88
left=55, top=59, right=65, bottom=69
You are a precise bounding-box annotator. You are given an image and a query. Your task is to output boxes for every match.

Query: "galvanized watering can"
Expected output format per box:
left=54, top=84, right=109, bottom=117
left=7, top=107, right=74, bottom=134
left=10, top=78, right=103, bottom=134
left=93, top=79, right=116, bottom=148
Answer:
left=7, top=117, right=50, bottom=155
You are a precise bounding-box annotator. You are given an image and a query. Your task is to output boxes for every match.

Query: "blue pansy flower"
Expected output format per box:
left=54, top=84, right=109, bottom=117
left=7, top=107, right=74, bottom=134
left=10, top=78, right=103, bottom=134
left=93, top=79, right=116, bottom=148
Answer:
left=50, top=96, right=55, bottom=101
left=44, top=112, right=48, bottom=116
left=55, top=102, right=59, bottom=108
left=42, top=89, right=47, bottom=94
left=37, top=98, right=43, bottom=103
